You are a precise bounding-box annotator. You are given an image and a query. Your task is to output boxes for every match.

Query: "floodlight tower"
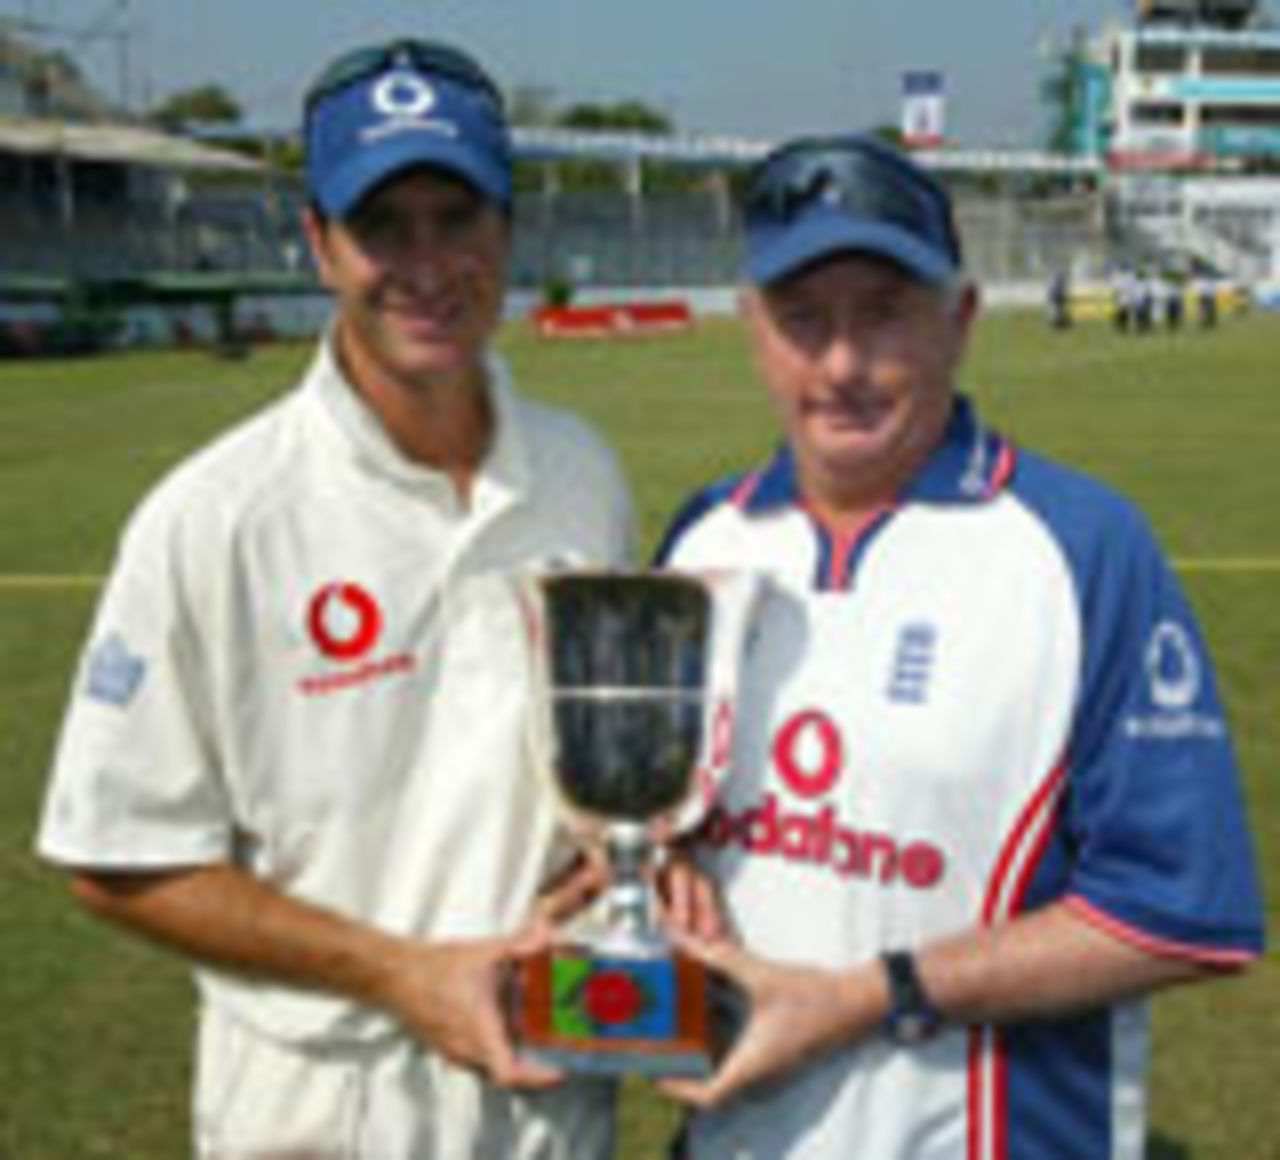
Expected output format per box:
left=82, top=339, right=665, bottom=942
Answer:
left=68, top=0, right=133, bottom=110
left=1, top=0, right=137, bottom=110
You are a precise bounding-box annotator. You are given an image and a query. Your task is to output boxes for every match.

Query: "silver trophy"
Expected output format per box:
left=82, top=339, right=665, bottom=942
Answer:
left=514, top=569, right=755, bottom=1076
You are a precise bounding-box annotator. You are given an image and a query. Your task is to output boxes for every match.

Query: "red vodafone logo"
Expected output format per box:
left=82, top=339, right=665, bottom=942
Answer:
left=307, top=583, right=383, bottom=663
left=702, top=704, right=948, bottom=891
left=773, top=709, right=842, bottom=799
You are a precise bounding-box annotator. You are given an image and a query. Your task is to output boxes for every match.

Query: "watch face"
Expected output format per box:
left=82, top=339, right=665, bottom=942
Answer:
left=894, top=1010, right=937, bottom=1045
left=883, top=951, right=942, bottom=1045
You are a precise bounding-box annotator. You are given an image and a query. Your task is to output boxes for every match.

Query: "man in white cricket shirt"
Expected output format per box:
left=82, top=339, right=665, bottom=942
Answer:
left=656, top=133, right=1265, bottom=1159
left=37, top=38, right=634, bottom=1160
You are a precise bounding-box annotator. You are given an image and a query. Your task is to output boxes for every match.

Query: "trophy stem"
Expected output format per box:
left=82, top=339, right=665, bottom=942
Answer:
left=599, top=821, right=665, bottom=958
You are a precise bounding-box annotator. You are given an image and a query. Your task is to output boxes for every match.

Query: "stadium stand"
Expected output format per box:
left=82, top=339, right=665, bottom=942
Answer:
left=5, top=6, right=1280, bottom=351
left=1108, top=173, right=1280, bottom=282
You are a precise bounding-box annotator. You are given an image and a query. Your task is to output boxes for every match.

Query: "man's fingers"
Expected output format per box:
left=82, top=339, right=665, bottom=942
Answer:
left=684, top=870, right=726, bottom=941
left=669, top=928, right=750, bottom=982
left=532, top=852, right=608, bottom=928
left=656, top=854, right=726, bottom=941
left=491, top=1047, right=564, bottom=1090
left=659, top=1067, right=737, bottom=1108
left=656, top=858, right=695, bottom=932
left=474, top=977, right=565, bottom=1090
left=659, top=1042, right=755, bottom=1109
left=507, top=921, right=553, bottom=961
left=659, top=1075, right=716, bottom=1107
left=486, top=1004, right=565, bottom=1089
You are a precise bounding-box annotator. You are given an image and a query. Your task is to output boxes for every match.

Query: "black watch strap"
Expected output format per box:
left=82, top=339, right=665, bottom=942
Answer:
left=882, top=950, right=943, bottom=1045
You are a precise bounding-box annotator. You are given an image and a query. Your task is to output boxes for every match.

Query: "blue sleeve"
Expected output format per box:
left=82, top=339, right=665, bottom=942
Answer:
left=1018, top=456, right=1265, bottom=959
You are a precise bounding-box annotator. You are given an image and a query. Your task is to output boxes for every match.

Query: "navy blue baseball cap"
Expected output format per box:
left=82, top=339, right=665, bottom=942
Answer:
left=742, top=134, right=962, bottom=287
left=304, top=39, right=512, bottom=219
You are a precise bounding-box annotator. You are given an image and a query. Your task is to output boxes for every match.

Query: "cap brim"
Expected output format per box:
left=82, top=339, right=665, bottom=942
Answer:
left=315, top=131, right=508, bottom=219
left=747, top=211, right=956, bottom=287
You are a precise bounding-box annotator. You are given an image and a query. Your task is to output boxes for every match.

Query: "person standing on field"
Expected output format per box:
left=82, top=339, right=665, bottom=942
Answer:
left=656, top=132, right=1265, bottom=1160
left=37, top=38, right=635, bottom=1160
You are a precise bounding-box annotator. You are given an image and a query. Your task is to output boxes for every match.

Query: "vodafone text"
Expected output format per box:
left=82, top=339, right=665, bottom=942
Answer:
left=297, top=653, right=415, bottom=697
left=701, top=795, right=946, bottom=889
left=701, top=707, right=947, bottom=890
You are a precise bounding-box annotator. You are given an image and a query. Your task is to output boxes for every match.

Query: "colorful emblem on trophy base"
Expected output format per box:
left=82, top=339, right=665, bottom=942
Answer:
left=516, top=945, right=711, bottom=1077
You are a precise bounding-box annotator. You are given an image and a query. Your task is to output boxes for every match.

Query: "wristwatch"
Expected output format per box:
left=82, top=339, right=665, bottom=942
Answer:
left=881, top=950, right=944, bottom=1045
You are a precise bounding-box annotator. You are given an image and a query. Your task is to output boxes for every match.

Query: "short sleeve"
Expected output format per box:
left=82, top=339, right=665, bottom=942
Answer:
left=1062, top=507, right=1264, bottom=961
left=36, top=494, right=232, bottom=869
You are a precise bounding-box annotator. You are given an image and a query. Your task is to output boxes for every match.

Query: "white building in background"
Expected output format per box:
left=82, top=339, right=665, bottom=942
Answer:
left=1064, top=0, right=1280, bottom=169
left=1109, top=23, right=1280, bottom=169
left=1057, top=1, right=1280, bottom=284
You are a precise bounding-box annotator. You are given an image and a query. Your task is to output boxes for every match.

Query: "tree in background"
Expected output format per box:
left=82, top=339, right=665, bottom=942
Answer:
left=557, top=100, right=672, bottom=135
left=511, top=94, right=710, bottom=195
left=150, top=84, right=243, bottom=133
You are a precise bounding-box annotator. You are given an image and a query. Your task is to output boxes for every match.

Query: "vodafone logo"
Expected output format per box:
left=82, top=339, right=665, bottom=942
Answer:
left=773, top=709, right=842, bottom=798
left=298, top=582, right=415, bottom=698
left=702, top=706, right=948, bottom=891
left=307, top=583, right=383, bottom=662
left=1146, top=620, right=1200, bottom=711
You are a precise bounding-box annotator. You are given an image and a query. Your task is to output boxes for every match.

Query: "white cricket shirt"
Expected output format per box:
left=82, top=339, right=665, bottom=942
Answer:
left=658, top=396, right=1263, bottom=1160
left=39, top=338, right=635, bottom=1054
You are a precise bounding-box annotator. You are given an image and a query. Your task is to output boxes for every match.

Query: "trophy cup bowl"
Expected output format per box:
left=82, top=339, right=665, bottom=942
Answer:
left=514, top=570, right=723, bottom=1078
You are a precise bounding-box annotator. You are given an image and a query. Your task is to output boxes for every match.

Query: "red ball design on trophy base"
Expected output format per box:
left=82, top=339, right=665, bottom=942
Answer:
left=582, top=969, right=645, bottom=1026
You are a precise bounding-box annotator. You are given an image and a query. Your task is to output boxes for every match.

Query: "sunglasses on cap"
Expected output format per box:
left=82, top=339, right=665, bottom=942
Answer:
left=742, top=136, right=960, bottom=261
left=304, top=38, right=505, bottom=119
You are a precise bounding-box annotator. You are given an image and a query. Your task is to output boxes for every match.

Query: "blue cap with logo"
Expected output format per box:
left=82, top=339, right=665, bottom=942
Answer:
left=304, top=39, right=512, bottom=219
left=741, top=133, right=962, bottom=287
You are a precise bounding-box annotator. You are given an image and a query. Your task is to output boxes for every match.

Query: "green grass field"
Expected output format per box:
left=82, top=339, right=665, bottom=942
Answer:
left=1, top=310, right=1277, bottom=1158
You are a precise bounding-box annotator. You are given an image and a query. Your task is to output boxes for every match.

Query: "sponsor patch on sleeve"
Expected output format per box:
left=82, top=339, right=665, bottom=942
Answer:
left=84, top=633, right=147, bottom=708
left=1123, top=618, right=1225, bottom=741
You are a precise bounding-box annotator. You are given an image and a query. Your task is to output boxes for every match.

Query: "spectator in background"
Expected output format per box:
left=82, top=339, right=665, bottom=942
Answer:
left=1111, top=265, right=1134, bottom=332
left=1133, top=268, right=1156, bottom=334
left=1162, top=271, right=1184, bottom=332
left=1195, top=272, right=1220, bottom=328
left=1046, top=267, right=1072, bottom=329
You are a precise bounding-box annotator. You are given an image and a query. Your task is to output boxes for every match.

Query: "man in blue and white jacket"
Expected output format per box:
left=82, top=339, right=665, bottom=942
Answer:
left=657, top=133, right=1265, bottom=1160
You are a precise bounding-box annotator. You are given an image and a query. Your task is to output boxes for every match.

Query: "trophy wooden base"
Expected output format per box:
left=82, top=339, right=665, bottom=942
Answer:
left=512, top=943, right=713, bottom=1078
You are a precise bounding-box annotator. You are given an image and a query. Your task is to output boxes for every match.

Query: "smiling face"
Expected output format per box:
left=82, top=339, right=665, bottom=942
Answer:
left=743, top=253, right=979, bottom=519
left=304, top=166, right=509, bottom=391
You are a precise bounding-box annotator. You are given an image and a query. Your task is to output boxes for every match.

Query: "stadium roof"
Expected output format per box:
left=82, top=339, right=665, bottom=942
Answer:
left=0, top=116, right=263, bottom=172
left=511, top=125, right=1101, bottom=176
left=189, top=121, right=1100, bottom=179
left=1128, top=22, right=1280, bottom=44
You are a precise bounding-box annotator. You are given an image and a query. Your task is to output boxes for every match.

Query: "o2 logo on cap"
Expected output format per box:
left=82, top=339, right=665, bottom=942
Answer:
left=372, top=71, right=435, bottom=119
left=307, top=583, right=383, bottom=662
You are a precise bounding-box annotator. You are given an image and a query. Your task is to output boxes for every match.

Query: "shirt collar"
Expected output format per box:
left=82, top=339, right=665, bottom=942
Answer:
left=303, top=331, right=532, bottom=504
left=736, top=395, right=1015, bottom=514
